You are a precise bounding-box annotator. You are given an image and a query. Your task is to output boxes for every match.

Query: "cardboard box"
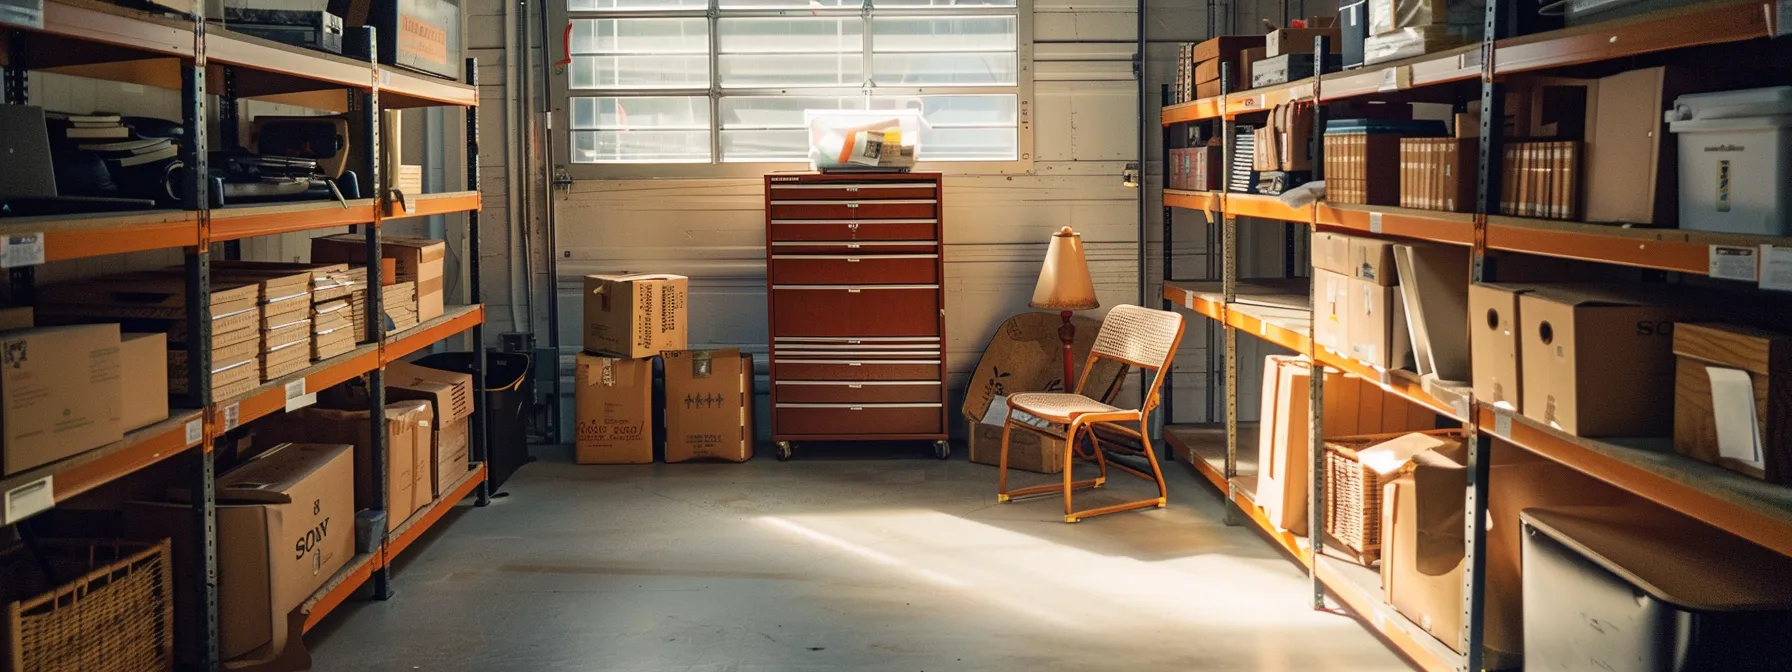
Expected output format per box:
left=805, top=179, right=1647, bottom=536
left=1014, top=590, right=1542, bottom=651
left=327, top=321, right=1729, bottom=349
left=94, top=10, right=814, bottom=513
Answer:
left=967, top=417, right=1066, bottom=474
left=1347, top=276, right=1411, bottom=370
left=1470, top=284, right=1530, bottom=410
left=1313, top=268, right=1352, bottom=354
left=1265, top=27, right=1343, bottom=57
left=1191, top=35, right=1266, bottom=64
left=1584, top=67, right=1677, bottom=226
left=575, top=353, right=653, bottom=464
left=1312, top=231, right=1353, bottom=276
left=582, top=273, right=688, bottom=359
left=310, top=235, right=446, bottom=322
left=254, top=403, right=429, bottom=528
left=433, top=418, right=470, bottom=496
left=119, top=332, right=169, bottom=432
left=0, top=306, right=31, bottom=331
left=1673, top=323, right=1792, bottom=483
left=1380, top=440, right=1628, bottom=664
left=663, top=349, right=755, bottom=463
left=1349, top=236, right=1397, bottom=286
left=126, top=443, right=355, bottom=662
left=385, top=359, right=474, bottom=426
left=1, top=324, right=123, bottom=475
left=1518, top=286, right=1704, bottom=437
left=1257, top=357, right=1361, bottom=536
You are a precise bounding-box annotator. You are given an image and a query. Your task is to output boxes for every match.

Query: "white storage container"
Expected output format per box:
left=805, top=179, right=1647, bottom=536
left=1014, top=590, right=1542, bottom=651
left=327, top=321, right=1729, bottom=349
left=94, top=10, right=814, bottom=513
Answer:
left=1665, top=86, right=1792, bottom=236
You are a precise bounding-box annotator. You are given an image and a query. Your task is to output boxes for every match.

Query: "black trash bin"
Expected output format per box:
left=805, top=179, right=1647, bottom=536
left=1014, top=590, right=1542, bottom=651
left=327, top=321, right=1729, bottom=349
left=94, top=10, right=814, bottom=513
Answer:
left=416, top=350, right=533, bottom=492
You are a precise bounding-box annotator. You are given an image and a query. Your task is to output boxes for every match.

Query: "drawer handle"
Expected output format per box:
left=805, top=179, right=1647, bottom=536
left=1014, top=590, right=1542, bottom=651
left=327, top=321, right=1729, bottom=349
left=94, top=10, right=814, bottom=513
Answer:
left=848, top=339, right=861, bottom=344
left=848, top=223, right=859, bottom=232
left=848, top=362, right=862, bottom=366
left=846, top=257, right=860, bottom=263
left=849, top=384, right=863, bottom=389
left=851, top=407, right=864, bottom=411
left=847, top=243, right=861, bottom=249
left=848, top=288, right=862, bottom=293
left=845, top=186, right=859, bottom=192
left=846, top=203, right=859, bottom=209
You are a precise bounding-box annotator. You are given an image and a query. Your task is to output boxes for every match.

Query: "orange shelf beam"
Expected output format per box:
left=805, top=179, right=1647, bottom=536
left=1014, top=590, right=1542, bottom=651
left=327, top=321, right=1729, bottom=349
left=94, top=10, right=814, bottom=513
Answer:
left=206, top=28, right=372, bottom=91
left=1164, top=190, right=1220, bottom=213
left=0, top=412, right=204, bottom=522
left=1484, top=219, right=1713, bottom=274
left=40, top=213, right=200, bottom=262
left=386, top=192, right=482, bottom=220
left=216, top=346, right=380, bottom=431
left=1163, top=98, right=1223, bottom=125
left=384, top=305, right=484, bottom=364
left=210, top=201, right=379, bottom=242
left=36, top=0, right=193, bottom=58
left=1163, top=430, right=1227, bottom=492
left=302, top=551, right=382, bottom=633
left=1479, top=404, right=1792, bottom=559
left=382, top=69, right=480, bottom=108
left=385, top=463, right=486, bottom=563
left=1316, top=204, right=1476, bottom=246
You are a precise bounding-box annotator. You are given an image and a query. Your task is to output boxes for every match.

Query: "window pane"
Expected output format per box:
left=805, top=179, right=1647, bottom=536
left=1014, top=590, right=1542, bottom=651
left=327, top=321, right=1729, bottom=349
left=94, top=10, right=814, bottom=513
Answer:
left=573, top=130, right=712, bottom=162
left=873, top=0, right=1016, bottom=6
left=720, top=0, right=859, bottom=9
left=871, top=16, right=1015, bottom=52
left=916, top=127, right=1017, bottom=160
left=572, top=96, right=709, bottom=130
left=572, top=55, right=709, bottom=89
left=720, top=54, right=863, bottom=88
left=721, top=130, right=810, bottom=162
left=571, top=18, right=708, bottom=55
left=570, top=0, right=705, bottom=10
left=720, top=96, right=866, bottom=129
left=871, top=52, right=1016, bottom=85
left=719, top=17, right=861, bottom=53
left=869, top=94, right=1015, bottom=126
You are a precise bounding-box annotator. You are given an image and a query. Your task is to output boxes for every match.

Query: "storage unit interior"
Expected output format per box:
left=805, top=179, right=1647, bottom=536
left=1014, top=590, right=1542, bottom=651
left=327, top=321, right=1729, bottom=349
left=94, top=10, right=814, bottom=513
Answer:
left=6, top=0, right=1792, bottom=670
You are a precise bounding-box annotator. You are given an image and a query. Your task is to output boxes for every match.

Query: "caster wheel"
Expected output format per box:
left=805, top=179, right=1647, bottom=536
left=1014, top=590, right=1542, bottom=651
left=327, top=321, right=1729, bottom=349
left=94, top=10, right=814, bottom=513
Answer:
left=776, top=442, right=794, bottom=461
left=933, top=440, right=951, bottom=460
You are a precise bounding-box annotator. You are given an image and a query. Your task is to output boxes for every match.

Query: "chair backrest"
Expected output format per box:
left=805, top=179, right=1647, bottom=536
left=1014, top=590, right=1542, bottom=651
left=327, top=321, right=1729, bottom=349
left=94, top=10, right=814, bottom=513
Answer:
left=1088, top=304, right=1185, bottom=371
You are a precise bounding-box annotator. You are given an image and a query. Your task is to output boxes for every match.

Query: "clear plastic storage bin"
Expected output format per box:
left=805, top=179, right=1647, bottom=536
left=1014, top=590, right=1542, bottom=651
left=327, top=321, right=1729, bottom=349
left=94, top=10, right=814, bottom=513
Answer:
left=806, top=109, right=925, bottom=172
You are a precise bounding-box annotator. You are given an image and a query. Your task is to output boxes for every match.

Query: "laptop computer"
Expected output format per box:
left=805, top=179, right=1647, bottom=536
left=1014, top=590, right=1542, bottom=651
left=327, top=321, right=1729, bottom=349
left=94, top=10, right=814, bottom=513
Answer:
left=0, top=105, right=159, bottom=216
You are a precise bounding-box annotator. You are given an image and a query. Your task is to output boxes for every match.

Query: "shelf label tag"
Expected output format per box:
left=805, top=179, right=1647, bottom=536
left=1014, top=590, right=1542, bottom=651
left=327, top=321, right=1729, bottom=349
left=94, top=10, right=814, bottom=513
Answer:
left=1377, top=66, right=1411, bottom=93
left=0, top=233, right=44, bottom=269
left=3, top=475, right=51, bottom=525
left=1369, top=212, right=1384, bottom=234
left=1709, top=245, right=1758, bottom=282
left=0, top=0, right=42, bottom=29
left=223, top=403, right=241, bottom=431
left=185, top=418, right=204, bottom=446
left=1760, top=245, right=1792, bottom=292
left=1493, top=411, right=1513, bottom=440
left=284, top=379, right=316, bottom=412
left=1259, top=321, right=1268, bottom=337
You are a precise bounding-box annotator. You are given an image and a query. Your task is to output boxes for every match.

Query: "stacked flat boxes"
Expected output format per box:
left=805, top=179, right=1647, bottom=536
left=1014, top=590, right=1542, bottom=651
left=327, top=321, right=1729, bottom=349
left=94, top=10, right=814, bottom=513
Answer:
left=36, top=273, right=264, bottom=399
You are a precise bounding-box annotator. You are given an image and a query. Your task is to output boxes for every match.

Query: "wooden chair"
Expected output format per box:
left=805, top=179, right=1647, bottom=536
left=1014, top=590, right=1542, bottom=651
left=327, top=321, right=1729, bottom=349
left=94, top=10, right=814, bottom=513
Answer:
left=998, top=304, right=1186, bottom=523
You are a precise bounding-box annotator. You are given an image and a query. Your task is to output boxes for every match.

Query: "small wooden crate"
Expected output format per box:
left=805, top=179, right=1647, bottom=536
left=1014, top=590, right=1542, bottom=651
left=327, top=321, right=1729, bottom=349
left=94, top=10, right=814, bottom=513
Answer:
left=1324, top=430, right=1466, bottom=564
left=2, top=539, right=173, bottom=672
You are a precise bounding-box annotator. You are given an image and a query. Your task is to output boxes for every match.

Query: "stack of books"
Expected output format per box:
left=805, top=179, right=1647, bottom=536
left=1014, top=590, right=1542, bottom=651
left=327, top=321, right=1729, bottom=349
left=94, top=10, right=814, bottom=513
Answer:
left=47, top=112, right=131, bottom=141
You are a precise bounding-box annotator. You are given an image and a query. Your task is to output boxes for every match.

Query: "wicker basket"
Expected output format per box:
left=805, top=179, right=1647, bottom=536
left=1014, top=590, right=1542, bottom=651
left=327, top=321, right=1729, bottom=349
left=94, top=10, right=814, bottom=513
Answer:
left=2, top=539, right=173, bottom=672
left=1324, top=430, right=1466, bottom=564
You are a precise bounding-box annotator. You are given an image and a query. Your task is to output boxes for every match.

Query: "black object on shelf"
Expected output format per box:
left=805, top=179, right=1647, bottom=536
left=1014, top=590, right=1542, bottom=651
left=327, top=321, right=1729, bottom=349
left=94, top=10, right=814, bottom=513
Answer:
left=416, top=350, right=534, bottom=492
left=225, top=9, right=346, bottom=55
left=338, top=0, right=463, bottom=81
left=1340, top=0, right=1369, bottom=69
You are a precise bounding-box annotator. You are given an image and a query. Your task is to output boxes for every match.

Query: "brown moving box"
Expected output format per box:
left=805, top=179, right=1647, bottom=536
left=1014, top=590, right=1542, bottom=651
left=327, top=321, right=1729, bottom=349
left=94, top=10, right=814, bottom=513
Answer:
left=1265, top=27, right=1342, bottom=57
left=126, top=443, right=355, bottom=662
left=1313, top=268, right=1351, bottom=354
left=385, top=359, right=477, bottom=493
left=1192, top=35, right=1265, bottom=64
left=583, top=273, right=689, bottom=359
left=967, top=415, right=1066, bottom=474
left=1311, top=231, right=1352, bottom=276
left=1, top=324, right=123, bottom=475
left=1347, top=275, right=1410, bottom=370
left=1673, top=323, right=1792, bottom=483
left=0, top=306, right=31, bottom=331
left=255, top=403, right=430, bottom=529
left=1518, top=286, right=1709, bottom=437
left=1469, top=284, right=1531, bottom=411
left=1380, top=440, right=1629, bottom=665
left=1349, top=236, right=1397, bottom=286
left=311, top=235, right=446, bottom=322
left=663, top=349, right=755, bottom=463
left=575, top=353, right=654, bottom=464
left=433, top=419, right=470, bottom=496
left=120, top=332, right=170, bottom=432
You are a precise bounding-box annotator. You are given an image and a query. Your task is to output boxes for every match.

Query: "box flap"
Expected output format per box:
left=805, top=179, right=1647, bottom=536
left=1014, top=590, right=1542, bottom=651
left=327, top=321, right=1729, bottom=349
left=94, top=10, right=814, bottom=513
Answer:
left=216, top=443, right=353, bottom=504
left=1358, top=431, right=1464, bottom=476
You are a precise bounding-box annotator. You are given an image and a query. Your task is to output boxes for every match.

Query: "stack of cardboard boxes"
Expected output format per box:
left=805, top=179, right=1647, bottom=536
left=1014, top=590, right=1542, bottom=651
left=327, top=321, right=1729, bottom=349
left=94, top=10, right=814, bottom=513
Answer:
left=311, top=235, right=446, bottom=335
left=212, top=267, right=317, bottom=381
left=257, top=399, right=435, bottom=534
left=576, top=273, right=756, bottom=464
left=311, top=264, right=369, bottom=357
left=37, top=273, right=265, bottom=400
left=387, top=360, right=475, bottom=496
left=1311, top=232, right=1412, bottom=371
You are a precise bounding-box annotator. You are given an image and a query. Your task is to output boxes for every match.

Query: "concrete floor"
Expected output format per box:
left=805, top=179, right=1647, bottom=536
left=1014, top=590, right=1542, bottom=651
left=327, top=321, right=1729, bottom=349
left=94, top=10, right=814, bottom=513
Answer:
left=308, top=446, right=1410, bottom=671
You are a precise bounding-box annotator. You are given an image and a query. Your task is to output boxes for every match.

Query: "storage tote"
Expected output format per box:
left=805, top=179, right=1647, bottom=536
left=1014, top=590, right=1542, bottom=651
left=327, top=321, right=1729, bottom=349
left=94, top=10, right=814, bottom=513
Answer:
left=2, top=539, right=173, bottom=672
left=1665, top=86, right=1792, bottom=235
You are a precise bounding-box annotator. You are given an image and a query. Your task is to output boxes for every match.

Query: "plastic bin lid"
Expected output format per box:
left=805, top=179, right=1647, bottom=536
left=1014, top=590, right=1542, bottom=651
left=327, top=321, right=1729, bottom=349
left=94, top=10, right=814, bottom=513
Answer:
left=1666, top=86, right=1792, bottom=122
left=1521, top=506, right=1792, bottom=613
left=1323, top=118, right=1448, bottom=135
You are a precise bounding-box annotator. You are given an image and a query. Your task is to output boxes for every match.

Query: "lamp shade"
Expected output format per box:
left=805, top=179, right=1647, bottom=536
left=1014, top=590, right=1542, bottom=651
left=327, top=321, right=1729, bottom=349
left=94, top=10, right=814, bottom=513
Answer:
left=1030, top=227, right=1099, bottom=311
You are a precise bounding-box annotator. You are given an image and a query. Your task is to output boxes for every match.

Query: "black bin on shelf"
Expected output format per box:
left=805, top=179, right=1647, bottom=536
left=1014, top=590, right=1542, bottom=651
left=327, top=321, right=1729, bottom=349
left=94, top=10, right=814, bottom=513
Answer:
left=415, top=350, right=533, bottom=492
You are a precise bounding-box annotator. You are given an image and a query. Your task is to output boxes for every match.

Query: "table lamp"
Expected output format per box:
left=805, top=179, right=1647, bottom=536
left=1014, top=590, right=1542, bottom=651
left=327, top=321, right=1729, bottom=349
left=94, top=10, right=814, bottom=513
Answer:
left=1030, top=226, right=1100, bottom=389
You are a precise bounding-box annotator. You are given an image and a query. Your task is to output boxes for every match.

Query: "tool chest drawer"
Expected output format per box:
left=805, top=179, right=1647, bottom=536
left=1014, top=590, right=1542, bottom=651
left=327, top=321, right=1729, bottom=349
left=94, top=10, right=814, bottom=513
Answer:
left=774, top=404, right=945, bottom=436
left=769, top=254, right=940, bottom=285
left=768, top=200, right=938, bottom=221
left=773, top=380, right=944, bottom=404
left=771, top=285, right=940, bottom=338
left=768, top=220, right=939, bottom=243
left=767, top=181, right=938, bottom=200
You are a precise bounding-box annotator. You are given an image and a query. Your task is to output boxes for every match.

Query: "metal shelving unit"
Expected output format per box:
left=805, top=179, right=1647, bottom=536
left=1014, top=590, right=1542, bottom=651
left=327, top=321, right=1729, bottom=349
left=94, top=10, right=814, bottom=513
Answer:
left=0, top=2, right=487, bottom=667
left=1158, top=1, right=1788, bottom=670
